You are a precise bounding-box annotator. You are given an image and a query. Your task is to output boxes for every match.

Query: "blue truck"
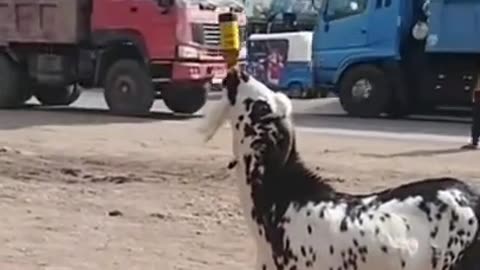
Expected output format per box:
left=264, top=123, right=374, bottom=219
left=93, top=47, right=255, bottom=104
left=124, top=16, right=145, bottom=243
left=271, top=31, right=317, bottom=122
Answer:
left=311, top=0, right=480, bottom=117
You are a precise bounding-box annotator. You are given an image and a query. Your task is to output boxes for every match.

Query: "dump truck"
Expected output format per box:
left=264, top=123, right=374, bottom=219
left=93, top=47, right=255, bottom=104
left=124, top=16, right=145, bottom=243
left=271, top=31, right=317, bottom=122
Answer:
left=0, top=0, right=246, bottom=115
left=311, top=0, right=480, bottom=117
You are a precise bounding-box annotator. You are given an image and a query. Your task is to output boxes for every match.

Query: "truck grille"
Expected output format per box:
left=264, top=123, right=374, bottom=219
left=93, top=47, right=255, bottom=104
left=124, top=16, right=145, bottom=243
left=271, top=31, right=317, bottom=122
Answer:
left=192, top=23, right=246, bottom=47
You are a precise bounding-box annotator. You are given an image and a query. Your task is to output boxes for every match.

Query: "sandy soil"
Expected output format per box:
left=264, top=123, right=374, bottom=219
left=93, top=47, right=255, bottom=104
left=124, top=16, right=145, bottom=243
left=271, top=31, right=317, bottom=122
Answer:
left=0, top=109, right=478, bottom=270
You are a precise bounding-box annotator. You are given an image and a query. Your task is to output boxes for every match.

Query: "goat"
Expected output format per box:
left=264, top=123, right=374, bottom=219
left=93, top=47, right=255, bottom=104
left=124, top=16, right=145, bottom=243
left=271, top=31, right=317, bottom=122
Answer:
left=198, top=68, right=480, bottom=270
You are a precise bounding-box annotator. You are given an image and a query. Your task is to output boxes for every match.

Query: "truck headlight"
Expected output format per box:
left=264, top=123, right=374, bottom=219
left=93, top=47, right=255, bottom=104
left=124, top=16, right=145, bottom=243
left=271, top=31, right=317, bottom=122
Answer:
left=177, top=45, right=199, bottom=59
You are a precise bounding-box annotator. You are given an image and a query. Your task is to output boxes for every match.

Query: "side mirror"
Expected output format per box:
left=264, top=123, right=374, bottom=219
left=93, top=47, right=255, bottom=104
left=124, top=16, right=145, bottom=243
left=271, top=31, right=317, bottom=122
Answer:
left=321, top=0, right=331, bottom=22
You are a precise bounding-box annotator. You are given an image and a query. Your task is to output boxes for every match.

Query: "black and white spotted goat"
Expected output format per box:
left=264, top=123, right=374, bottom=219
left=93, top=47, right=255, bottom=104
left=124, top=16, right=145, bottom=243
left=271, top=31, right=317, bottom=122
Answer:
left=199, top=68, right=480, bottom=270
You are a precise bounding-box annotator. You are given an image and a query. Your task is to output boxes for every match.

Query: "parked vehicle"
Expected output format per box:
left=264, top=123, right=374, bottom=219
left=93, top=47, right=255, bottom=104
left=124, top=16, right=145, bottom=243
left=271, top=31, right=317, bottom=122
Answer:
left=246, top=31, right=318, bottom=98
left=0, top=0, right=246, bottom=115
left=311, top=0, right=480, bottom=117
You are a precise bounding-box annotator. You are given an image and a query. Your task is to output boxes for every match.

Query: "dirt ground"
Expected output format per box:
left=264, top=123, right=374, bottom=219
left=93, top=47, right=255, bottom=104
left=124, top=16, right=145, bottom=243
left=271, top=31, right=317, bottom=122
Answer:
left=0, top=109, right=478, bottom=270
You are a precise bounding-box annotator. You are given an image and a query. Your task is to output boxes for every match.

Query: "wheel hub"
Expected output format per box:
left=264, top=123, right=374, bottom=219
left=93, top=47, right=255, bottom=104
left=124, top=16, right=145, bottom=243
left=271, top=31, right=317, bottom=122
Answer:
left=115, top=76, right=136, bottom=96
left=121, top=84, right=129, bottom=93
left=351, top=79, right=373, bottom=100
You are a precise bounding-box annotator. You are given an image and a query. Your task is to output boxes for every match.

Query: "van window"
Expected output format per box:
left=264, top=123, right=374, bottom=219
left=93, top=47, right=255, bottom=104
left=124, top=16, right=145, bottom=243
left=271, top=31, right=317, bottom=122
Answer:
left=247, top=39, right=288, bottom=86
left=325, top=0, right=367, bottom=20
left=248, top=39, right=288, bottom=62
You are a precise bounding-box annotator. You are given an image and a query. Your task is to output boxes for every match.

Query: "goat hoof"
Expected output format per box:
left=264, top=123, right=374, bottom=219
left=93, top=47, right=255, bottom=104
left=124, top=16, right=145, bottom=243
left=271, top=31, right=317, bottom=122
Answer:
left=227, top=160, right=238, bottom=169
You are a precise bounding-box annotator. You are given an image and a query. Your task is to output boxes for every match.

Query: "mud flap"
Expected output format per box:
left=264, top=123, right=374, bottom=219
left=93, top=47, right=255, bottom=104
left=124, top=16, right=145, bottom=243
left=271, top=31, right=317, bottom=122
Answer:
left=383, top=61, right=410, bottom=117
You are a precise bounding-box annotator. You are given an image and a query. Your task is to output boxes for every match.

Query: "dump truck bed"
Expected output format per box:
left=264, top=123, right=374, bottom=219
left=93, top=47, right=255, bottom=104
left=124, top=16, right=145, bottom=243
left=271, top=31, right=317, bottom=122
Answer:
left=0, top=0, right=91, bottom=45
left=426, top=1, right=480, bottom=53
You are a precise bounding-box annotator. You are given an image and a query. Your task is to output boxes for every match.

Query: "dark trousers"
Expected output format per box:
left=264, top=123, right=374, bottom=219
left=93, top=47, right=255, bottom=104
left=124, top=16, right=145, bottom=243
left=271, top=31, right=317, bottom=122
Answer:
left=472, top=103, right=480, bottom=145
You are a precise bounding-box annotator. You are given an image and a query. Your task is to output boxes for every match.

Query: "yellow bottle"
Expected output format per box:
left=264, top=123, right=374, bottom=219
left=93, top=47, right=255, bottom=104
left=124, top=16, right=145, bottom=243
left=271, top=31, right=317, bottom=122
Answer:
left=219, top=12, right=240, bottom=69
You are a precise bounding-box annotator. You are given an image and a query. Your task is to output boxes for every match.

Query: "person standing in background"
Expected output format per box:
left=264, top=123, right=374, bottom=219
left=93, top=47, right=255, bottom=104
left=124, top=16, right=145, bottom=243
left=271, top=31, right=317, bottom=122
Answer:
left=461, top=78, right=480, bottom=150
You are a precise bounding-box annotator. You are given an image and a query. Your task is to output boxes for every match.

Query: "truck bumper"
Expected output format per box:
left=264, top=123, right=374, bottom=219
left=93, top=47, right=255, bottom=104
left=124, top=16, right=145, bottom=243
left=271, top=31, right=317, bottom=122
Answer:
left=171, top=61, right=227, bottom=90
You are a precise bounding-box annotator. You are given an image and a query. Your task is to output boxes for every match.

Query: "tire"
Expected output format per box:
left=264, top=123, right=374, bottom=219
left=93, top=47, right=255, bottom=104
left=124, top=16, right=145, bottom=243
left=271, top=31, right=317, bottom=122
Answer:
left=0, top=53, right=31, bottom=108
left=104, top=59, right=154, bottom=116
left=287, top=82, right=304, bottom=99
left=338, top=65, right=391, bottom=117
left=35, top=85, right=81, bottom=106
left=162, top=85, right=207, bottom=114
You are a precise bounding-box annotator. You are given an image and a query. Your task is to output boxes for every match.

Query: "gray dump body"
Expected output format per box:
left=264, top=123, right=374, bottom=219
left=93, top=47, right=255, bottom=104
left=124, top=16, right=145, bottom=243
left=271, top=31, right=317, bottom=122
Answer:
left=0, top=0, right=91, bottom=45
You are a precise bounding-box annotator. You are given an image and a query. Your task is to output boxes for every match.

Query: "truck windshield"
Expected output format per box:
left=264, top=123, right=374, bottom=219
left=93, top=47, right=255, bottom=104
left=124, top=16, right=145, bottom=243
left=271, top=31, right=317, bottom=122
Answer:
left=246, top=0, right=316, bottom=18
left=178, top=0, right=244, bottom=8
left=325, top=0, right=366, bottom=20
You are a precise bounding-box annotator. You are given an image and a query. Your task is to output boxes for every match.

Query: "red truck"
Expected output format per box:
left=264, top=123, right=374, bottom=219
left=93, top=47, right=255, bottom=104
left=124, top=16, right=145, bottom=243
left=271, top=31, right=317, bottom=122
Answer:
left=0, top=0, right=246, bottom=115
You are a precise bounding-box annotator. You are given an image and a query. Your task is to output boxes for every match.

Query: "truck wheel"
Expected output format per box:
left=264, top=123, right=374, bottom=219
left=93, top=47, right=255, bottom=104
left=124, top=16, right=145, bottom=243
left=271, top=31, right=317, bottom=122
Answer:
left=34, top=85, right=81, bottom=106
left=104, top=59, right=154, bottom=116
left=0, top=54, right=31, bottom=108
left=162, top=86, right=207, bottom=114
left=287, top=82, right=304, bottom=99
left=339, top=65, right=391, bottom=117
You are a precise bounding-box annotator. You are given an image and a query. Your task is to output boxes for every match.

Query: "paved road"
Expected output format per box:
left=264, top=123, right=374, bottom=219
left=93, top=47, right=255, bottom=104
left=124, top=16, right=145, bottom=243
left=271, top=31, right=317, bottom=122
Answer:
left=25, top=90, right=473, bottom=144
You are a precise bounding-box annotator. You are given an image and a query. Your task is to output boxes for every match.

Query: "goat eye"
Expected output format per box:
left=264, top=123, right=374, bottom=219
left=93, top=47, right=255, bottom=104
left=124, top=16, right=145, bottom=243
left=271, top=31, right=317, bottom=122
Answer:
left=251, top=101, right=271, bottom=119
left=259, top=103, right=270, bottom=114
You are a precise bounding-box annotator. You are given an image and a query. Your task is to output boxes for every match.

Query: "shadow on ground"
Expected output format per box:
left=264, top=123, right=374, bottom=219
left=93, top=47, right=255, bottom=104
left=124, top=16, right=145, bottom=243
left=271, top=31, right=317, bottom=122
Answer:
left=0, top=105, right=201, bottom=131
left=360, top=147, right=473, bottom=158
left=293, top=113, right=471, bottom=137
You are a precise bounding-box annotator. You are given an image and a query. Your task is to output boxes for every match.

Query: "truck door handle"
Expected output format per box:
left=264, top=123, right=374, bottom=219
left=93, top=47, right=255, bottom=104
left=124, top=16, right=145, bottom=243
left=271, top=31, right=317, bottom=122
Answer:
left=361, top=28, right=367, bottom=34
left=130, top=6, right=138, bottom=12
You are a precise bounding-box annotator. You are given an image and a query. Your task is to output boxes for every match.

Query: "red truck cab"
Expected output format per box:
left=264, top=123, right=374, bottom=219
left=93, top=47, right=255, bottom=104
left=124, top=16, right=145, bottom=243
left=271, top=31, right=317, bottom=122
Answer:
left=0, top=0, right=245, bottom=115
left=90, top=0, right=247, bottom=114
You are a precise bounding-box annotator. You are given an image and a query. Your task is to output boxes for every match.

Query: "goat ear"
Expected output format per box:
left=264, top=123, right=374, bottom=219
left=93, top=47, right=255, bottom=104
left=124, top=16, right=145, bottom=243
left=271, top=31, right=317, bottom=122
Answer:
left=239, top=70, right=250, bottom=82
left=273, top=92, right=292, bottom=118
left=197, top=95, right=230, bottom=142
left=223, top=68, right=240, bottom=105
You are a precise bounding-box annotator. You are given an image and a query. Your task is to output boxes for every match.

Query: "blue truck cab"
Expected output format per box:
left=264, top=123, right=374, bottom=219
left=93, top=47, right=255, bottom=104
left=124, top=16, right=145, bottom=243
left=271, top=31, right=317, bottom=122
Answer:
left=312, top=0, right=480, bottom=117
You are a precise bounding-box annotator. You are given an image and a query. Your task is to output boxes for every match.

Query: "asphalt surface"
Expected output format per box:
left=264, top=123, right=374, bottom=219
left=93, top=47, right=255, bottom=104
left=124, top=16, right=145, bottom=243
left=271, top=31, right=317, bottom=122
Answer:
left=24, top=89, right=473, bottom=144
